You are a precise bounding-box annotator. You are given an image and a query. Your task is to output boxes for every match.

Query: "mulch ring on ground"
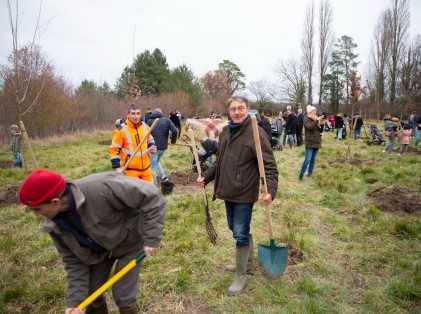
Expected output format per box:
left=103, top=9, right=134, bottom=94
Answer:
left=0, top=185, right=20, bottom=207
left=327, top=157, right=379, bottom=167
left=368, top=186, right=421, bottom=216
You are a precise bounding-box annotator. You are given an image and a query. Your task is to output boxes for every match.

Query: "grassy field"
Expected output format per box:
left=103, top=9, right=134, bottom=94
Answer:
left=0, top=124, right=420, bottom=314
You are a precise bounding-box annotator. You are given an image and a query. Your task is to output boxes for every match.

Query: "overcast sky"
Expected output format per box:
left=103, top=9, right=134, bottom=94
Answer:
left=1, top=0, right=420, bottom=89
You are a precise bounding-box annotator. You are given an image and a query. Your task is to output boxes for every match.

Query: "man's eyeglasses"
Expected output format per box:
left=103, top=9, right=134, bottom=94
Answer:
left=229, top=106, right=246, bottom=113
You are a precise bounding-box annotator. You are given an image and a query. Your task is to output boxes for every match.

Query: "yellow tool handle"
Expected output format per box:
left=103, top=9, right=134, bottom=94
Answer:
left=251, top=115, right=274, bottom=240
left=121, top=118, right=159, bottom=174
left=75, top=260, right=136, bottom=311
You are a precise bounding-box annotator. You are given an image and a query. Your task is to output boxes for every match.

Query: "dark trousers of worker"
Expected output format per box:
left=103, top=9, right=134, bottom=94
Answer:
left=87, top=251, right=142, bottom=311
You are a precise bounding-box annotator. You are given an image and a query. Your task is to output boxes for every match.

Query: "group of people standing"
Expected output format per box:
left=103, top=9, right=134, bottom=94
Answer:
left=271, top=106, right=304, bottom=149
left=12, top=98, right=421, bottom=313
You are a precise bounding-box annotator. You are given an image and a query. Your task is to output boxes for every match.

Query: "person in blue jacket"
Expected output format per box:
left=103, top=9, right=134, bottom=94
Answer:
left=147, top=108, right=178, bottom=187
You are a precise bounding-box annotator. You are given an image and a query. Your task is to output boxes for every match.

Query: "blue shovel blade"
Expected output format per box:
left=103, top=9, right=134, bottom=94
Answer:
left=258, top=240, right=288, bottom=280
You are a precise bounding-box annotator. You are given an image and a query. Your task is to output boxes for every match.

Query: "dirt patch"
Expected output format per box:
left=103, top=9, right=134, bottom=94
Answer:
left=0, top=185, right=20, bottom=206
left=160, top=171, right=213, bottom=195
left=0, top=160, right=14, bottom=169
left=327, top=157, right=378, bottom=167
left=395, top=146, right=421, bottom=155
left=368, top=186, right=421, bottom=216
left=287, top=244, right=307, bottom=265
left=98, top=140, right=111, bottom=145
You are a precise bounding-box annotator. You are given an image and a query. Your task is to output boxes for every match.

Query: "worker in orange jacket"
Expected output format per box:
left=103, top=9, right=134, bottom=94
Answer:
left=110, top=104, right=157, bottom=183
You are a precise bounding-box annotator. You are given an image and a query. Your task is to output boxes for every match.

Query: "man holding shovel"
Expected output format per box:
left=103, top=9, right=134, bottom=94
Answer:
left=197, top=96, right=278, bottom=296
left=110, top=104, right=157, bottom=183
left=18, top=168, right=166, bottom=314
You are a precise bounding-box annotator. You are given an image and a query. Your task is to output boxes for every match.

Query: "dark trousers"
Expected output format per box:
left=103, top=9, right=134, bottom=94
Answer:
left=296, top=126, right=303, bottom=146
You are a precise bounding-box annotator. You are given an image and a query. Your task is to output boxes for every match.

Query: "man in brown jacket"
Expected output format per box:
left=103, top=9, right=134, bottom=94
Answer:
left=197, top=96, right=278, bottom=296
left=19, top=169, right=166, bottom=314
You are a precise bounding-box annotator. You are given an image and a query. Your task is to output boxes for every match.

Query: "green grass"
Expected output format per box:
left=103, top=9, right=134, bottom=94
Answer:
left=0, top=124, right=420, bottom=313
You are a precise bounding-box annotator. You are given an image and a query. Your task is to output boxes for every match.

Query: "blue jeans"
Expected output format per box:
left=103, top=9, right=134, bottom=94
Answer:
left=225, top=201, right=253, bottom=247
left=299, top=147, right=319, bottom=177
left=150, top=150, right=166, bottom=187
left=414, top=129, right=421, bottom=149
left=287, top=134, right=294, bottom=147
left=354, top=129, right=361, bottom=139
left=337, top=128, right=343, bottom=140
left=282, top=128, right=287, bottom=145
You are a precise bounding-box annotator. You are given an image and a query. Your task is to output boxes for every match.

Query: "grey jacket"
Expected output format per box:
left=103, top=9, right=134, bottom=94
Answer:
left=43, top=171, right=166, bottom=307
left=203, top=116, right=279, bottom=202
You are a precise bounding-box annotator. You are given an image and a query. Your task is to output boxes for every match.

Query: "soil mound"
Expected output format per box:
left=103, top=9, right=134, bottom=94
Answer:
left=368, top=186, right=421, bottom=216
left=0, top=160, right=14, bottom=169
left=0, top=185, right=20, bottom=206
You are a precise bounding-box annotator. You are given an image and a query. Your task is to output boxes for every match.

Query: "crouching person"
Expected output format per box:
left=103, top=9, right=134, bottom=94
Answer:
left=19, top=169, right=166, bottom=314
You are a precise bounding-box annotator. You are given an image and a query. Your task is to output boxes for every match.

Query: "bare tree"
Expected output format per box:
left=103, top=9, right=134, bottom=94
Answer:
left=248, top=79, right=275, bottom=112
left=369, top=9, right=392, bottom=119
left=2, top=0, right=47, bottom=169
left=399, top=35, right=421, bottom=114
left=275, top=58, right=306, bottom=108
left=317, top=0, right=334, bottom=106
left=389, top=0, right=409, bottom=104
left=301, top=1, right=315, bottom=105
left=201, top=70, right=231, bottom=114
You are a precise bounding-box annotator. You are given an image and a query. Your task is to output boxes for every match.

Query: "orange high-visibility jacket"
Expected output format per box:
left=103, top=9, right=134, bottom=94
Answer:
left=110, top=119, right=155, bottom=171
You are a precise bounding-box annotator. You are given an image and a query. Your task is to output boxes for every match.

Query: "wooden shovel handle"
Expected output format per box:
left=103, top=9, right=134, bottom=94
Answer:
left=251, top=116, right=275, bottom=240
left=189, top=129, right=208, bottom=206
left=121, top=118, right=159, bottom=174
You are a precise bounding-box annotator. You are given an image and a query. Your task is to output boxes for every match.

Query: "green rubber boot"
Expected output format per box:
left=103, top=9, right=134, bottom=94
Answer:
left=227, top=246, right=249, bottom=296
left=225, top=235, right=254, bottom=273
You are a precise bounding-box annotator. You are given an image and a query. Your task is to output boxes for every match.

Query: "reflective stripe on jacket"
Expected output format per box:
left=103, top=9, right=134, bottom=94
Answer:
left=110, top=119, right=155, bottom=171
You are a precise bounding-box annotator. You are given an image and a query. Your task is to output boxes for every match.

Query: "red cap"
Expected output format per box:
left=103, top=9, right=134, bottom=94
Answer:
left=19, top=169, right=66, bottom=206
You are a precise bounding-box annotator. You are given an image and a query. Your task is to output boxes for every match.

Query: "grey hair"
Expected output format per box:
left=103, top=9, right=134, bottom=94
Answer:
left=227, top=96, right=249, bottom=108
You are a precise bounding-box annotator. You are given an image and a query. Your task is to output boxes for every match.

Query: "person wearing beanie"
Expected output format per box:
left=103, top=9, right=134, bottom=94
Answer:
left=9, top=124, right=23, bottom=168
left=299, top=106, right=324, bottom=180
left=197, top=96, right=278, bottom=296
left=110, top=103, right=157, bottom=183
left=19, top=168, right=166, bottom=314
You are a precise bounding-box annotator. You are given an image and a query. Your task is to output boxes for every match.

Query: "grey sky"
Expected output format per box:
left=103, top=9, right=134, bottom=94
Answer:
left=1, top=0, right=420, bottom=90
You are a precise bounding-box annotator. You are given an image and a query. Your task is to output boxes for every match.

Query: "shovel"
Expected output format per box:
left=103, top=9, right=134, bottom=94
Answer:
left=251, top=115, right=288, bottom=280
left=188, top=129, right=218, bottom=245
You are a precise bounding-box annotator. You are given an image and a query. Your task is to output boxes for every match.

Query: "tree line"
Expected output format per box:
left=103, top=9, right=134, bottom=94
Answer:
left=250, top=0, right=420, bottom=120
left=1, top=0, right=420, bottom=144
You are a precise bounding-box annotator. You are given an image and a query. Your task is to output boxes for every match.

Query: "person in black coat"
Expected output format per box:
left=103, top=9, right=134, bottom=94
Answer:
left=334, top=113, right=345, bottom=140
left=295, top=108, right=304, bottom=146
left=257, top=114, right=272, bottom=141
left=147, top=108, right=178, bottom=186
left=169, top=110, right=181, bottom=138
left=286, top=108, right=297, bottom=148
